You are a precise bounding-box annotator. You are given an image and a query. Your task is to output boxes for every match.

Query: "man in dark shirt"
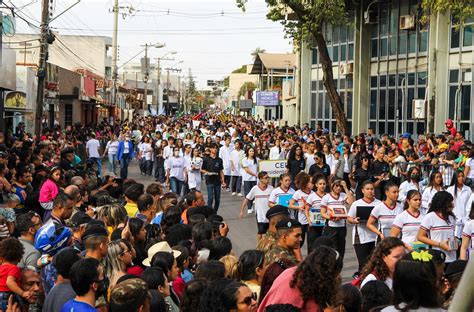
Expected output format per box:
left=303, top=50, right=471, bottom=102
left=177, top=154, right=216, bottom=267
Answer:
left=60, top=148, right=76, bottom=172
left=370, top=148, right=390, bottom=200
left=201, top=143, right=225, bottom=213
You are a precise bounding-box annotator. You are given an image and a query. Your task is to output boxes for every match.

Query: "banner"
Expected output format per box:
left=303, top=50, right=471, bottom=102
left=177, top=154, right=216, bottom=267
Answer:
left=256, top=91, right=279, bottom=106
left=257, top=160, right=287, bottom=178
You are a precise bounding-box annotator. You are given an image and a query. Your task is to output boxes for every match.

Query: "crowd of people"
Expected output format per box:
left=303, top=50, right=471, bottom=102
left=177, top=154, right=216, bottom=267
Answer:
left=0, top=114, right=472, bottom=312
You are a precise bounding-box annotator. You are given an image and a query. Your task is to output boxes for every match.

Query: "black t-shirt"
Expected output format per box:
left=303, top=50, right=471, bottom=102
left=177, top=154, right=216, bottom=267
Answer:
left=309, top=164, right=331, bottom=178
left=287, top=158, right=306, bottom=181
left=353, top=167, right=372, bottom=199
left=202, top=155, right=224, bottom=185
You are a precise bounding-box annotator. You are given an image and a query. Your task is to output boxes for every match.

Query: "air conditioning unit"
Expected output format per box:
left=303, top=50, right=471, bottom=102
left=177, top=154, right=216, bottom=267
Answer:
left=412, top=99, right=426, bottom=119
left=400, top=15, right=416, bottom=30
left=339, top=63, right=354, bottom=76
left=463, top=71, right=472, bottom=83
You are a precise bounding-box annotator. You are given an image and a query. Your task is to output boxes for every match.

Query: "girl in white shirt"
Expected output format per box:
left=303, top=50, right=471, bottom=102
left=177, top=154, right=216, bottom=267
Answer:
left=367, top=182, right=403, bottom=243
left=241, top=147, right=259, bottom=213
left=230, top=141, right=244, bottom=196
left=320, top=179, right=355, bottom=261
left=288, top=172, right=314, bottom=247
left=166, top=147, right=187, bottom=196
left=305, top=174, right=327, bottom=252
left=398, top=167, right=421, bottom=203
left=460, top=203, right=474, bottom=260
left=269, top=139, right=283, bottom=160
left=187, top=148, right=203, bottom=191
left=417, top=191, right=457, bottom=263
left=391, top=190, right=424, bottom=250
left=446, top=170, right=472, bottom=238
left=268, top=173, right=295, bottom=207
left=421, top=171, right=444, bottom=214
left=103, top=134, right=119, bottom=175
left=348, top=180, right=382, bottom=274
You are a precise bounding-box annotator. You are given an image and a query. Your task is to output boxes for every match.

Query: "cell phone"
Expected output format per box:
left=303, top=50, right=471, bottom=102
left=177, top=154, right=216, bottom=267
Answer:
left=114, top=178, right=123, bottom=183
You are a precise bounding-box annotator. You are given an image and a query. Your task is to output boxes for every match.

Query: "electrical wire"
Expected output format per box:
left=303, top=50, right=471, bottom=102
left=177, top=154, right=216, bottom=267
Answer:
left=54, top=36, right=105, bottom=74
left=49, top=26, right=280, bottom=32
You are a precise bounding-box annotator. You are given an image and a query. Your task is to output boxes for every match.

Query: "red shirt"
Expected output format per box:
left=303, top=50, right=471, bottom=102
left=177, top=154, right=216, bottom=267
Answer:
left=0, top=264, right=21, bottom=292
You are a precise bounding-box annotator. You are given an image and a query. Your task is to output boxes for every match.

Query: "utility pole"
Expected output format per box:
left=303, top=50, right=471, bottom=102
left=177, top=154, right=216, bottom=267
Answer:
left=111, top=0, right=119, bottom=119
left=141, top=43, right=150, bottom=114
left=156, top=57, right=160, bottom=114
left=35, top=0, right=50, bottom=137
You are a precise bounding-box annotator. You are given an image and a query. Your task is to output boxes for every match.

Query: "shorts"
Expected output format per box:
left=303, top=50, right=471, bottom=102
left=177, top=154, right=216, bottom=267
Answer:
left=257, top=222, right=269, bottom=235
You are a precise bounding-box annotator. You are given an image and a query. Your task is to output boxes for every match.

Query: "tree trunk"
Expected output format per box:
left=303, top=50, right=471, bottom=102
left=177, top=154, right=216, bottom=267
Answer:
left=313, top=32, right=349, bottom=134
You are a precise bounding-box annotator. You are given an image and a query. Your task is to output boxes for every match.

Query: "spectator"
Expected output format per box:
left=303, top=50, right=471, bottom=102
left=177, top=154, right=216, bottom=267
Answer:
left=16, top=211, right=42, bottom=269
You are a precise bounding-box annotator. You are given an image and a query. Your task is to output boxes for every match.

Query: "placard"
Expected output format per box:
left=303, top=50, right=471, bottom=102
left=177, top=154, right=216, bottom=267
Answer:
left=329, top=205, right=347, bottom=219
left=310, top=208, right=325, bottom=227
left=277, top=194, right=293, bottom=208
left=258, top=160, right=287, bottom=178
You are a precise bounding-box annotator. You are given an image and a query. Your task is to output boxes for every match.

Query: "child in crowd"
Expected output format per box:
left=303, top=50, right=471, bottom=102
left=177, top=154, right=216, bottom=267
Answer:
left=0, top=194, right=19, bottom=239
left=39, top=166, right=61, bottom=220
left=171, top=246, right=192, bottom=299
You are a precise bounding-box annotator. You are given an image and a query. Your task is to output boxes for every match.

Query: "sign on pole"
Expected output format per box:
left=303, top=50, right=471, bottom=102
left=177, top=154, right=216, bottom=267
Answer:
left=257, top=160, right=287, bottom=178
left=256, top=91, right=279, bottom=106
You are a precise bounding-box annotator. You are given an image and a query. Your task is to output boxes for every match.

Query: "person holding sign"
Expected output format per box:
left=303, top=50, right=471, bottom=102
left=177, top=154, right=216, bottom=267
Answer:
left=417, top=191, right=457, bottom=263
left=320, top=179, right=355, bottom=261
left=305, top=174, right=328, bottom=253
left=239, top=171, right=274, bottom=240
left=268, top=174, right=295, bottom=208
left=390, top=190, right=425, bottom=251
left=367, top=182, right=403, bottom=243
left=288, top=172, right=313, bottom=248
left=347, top=180, right=381, bottom=275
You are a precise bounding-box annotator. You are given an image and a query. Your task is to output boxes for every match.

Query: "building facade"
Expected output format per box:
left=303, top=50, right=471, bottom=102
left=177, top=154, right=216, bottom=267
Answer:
left=300, top=0, right=473, bottom=137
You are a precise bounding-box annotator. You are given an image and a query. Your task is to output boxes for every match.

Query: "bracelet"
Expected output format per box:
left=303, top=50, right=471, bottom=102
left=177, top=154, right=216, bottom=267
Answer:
left=438, top=241, right=441, bottom=247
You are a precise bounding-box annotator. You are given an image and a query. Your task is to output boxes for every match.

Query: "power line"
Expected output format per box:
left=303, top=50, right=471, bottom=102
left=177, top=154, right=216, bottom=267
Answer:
left=49, top=26, right=280, bottom=32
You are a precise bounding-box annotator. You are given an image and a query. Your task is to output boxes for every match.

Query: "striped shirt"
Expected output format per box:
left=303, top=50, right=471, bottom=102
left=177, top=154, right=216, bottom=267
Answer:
left=392, top=209, right=425, bottom=245
left=268, top=187, right=295, bottom=206
left=371, top=202, right=403, bottom=235
left=420, top=212, right=456, bottom=262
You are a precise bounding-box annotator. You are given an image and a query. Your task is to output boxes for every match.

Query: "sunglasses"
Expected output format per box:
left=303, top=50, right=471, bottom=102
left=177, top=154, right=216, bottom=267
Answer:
left=239, top=293, right=257, bottom=306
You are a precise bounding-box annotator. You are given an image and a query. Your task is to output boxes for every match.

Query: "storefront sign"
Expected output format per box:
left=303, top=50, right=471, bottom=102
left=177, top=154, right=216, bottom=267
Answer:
left=257, top=160, right=287, bottom=178
left=256, top=91, right=279, bottom=106
left=5, top=92, right=26, bottom=109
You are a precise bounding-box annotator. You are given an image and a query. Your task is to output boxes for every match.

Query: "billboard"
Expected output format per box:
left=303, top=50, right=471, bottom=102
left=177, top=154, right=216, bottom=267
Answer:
left=256, top=91, right=279, bottom=106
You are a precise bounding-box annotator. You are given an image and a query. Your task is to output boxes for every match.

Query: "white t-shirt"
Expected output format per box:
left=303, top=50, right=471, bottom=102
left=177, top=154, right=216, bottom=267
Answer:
left=371, top=202, right=403, bottom=236
left=420, top=212, right=457, bottom=262
left=466, top=158, right=474, bottom=179
left=106, top=140, right=119, bottom=155
left=361, top=274, right=393, bottom=290
left=166, top=156, right=185, bottom=181
left=392, top=209, right=425, bottom=245
left=421, top=187, right=440, bottom=212
left=86, top=138, right=101, bottom=158
left=163, top=145, right=173, bottom=159
left=306, top=192, right=326, bottom=227
left=447, top=185, right=472, bottom=237
left=241, top=158, right=258, bottom=182
left=219, top=145, right=233, bottom=175
left=320, top=193, right=348, bottom=228
left=246, top=184, right=274, bottom=223
left=348, top=198, right=381, bottom=244
left=304, top=152, right=315, bottom=171
left=230, top=149, right=244, bottom=176
left=462, top=219, right=474, bottom=251
left=398, top=181, right=420, bottom=203
left=268, top=187, right=295, bottom=206
left=141, top=142, right=153, bottom=161
left=291, top=190, right=313, bottom=225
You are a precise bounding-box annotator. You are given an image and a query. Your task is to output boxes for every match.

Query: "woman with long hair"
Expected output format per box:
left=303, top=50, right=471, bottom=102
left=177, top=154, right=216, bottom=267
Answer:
left=166, top=146, right=187, bottom=196
left=103, top=133, right=119, bottom=175
left=447, top=170, right=472, bottom=239
left=242, top=147, right=259, bottom=214
left=237, top=250, right=266, bottom=302
left=421, top=171, right=444, bottom=214
left=129, top=217, right=147, bottom=266
left=417, top=191, right=457, bottom=262
left=359, top=237, right=405, bottom=289
left=199, top=279, right=257, bottom=312
left=230, top=141, right=244, bottom=196
left=367, top=182, right=403, bottom=242
left=268, top=173, right=295, bottom=208
left=305, top=174, right=328, bottom=252
left=390, top=190, right=424, bottom=251
left=288, top=172, right=313, bottom=247
left=286, top=143, right=306, bottom=187
left=347, top=180, right=382, bottom=275
left=398, top=166, right=422, bottom=203
left=106, top=239, right=133, bottom=288
left=258, top=246, right=342, bottom=311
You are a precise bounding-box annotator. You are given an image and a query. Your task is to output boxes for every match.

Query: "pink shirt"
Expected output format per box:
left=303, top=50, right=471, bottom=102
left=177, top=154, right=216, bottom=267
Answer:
left=39, top=179, right=59, bottom=203
left=258, top=267, right=320, bottom=312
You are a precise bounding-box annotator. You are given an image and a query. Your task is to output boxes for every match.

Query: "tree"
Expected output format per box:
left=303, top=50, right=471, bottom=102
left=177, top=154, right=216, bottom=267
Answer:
left=251, top=47, right=266, bottom=59
left=237, top=0, right=349, bottom=134
left=421, top=0, right=473, bottom=25
left=239, top=81, right=256, bottom=98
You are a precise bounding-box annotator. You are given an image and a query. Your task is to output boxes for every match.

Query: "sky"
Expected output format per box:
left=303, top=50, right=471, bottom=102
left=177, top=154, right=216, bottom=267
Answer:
left=10, top=0, right=293, bottom=88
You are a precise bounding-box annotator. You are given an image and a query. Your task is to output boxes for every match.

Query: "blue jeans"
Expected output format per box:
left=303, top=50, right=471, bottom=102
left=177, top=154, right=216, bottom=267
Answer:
left=170, top=177, right=184, bottom=196
left=244, top=181, right=257, bottom=210
left=108, top=153, right=117, bottom=175
left=90, top=157, right=102, bottom=177
left=207, top=183, right=222, bottom=213
left=120, top=154, right=131, bottom=179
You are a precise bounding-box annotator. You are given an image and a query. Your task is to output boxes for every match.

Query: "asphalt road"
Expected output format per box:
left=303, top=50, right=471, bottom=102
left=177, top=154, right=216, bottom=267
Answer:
left=125, top=161, right=357, bottom=282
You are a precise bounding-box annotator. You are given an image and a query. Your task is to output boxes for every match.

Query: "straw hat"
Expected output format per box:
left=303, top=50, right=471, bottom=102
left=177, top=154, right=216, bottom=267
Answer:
left=142, top=241, right=181, bottom=267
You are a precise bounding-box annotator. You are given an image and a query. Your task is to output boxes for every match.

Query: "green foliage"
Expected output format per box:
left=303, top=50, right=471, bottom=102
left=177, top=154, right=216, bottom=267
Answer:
left=232, top=65, right=247, bottom=73
left=237, top=0, right=349, bottom=47
left=239, top=81, right=256, bottom=97
left=421, top=0, right=474, bottom=26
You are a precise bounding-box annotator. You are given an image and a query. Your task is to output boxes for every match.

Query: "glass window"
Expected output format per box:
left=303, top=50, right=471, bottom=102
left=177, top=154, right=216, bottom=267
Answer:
left=371, top=39, right=378, bottom=57
left=340, top=44, right=347, bottom=62
left=370, top=122, right=377, bottom=131
left=417, top=122, right=425, bottom=135
left=418, top=72, right=428, bottom=85
left=317, top=93, right=324, bottom=118
left=341, top=26, right=347, bottom=42
left=371, top=76, right=378, bottom=87
left=390, top=36, right=398, bottom=55
left=333, top=46, right=339, bottom=62
left=347, top=91, right=353, bottom=119
left=311, top=81, right=317, bottom=91
left=408, top=73, right=415, bottom=86
left=333, top=26, right=340, bottom=44
left=449, top=86, right=456, bottom=119
left=407, top=122, right=414, bottom=134
left=388, top=90, right=396, bottom=119
left=379, top=90, right=386, bottom=119
left=461, top=85, right=471, bottom=119
left=312, top=49, right=318, bottom=65
left=324, top=94, right=330, bottom=118
left=463, top=25, right=473, bottom=46
left=348, top=43, right=354, bottom=61
left=449, top=70, right=459, bottom=83
left=390, top=5, right=399, bottom=33
left=408, top=32, right=416, bottom=54
left=417, top=87, right=426, bottom=100
left=389, top=74, right=396, bottom=86
left=419, top=31, right=428, bottom=52
left=399, top=33, right=407, bottom=54
left=388, top=122, right=395, bottom=134
left=311, top=93, right=317, bottom=118
left=347, top=77, right=353, bottom=88
left=380, top=75, right=387, bottom=87
left=370, top=90, right=377, bottom=119
left=451, top=28, right=460, bottom=49
left=407, top=88, right=414, bottom=119
left=381, top=38, right=388, bottom=57
left=380, top=9, right=389, bottom=36
left=327, top=47, right=333, bottom=61
left=378, top=123, right=386, bottom=135
left=460, top=123, right=470, bottom=134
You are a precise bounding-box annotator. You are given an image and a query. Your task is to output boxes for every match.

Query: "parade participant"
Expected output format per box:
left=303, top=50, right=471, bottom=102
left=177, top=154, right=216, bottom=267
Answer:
left=390, top=190, right=424, bottom=250
left=305, top=174, right=327, bottom=252
left=264, top=219, right=302, bottom=266
left=308, top=151, right=331, bottom=179
left=219, top=136, right=233, bottom=191
left=187, top=148, right=203, bottom=192
left=268, top=174, right=294, bottom=208
left=86, top=133, right=102, bottom=177
left=257, top=205, right=290, bottom=255
left=241, top=147, right=259, bottom=214
left=460, top=203, right=474, bottom=260
left=320, top=179, right=355, bottom=261
left=230, top=141, right=244, bottom=196
left=117, top=133, right=135, bottom=180
left=397, top=166, right=421, bottom=203
left=239, top=171, right=274, bottom=239
left=352, top=155, right=372, bottom=199
left=288, top=172, right=313, bottom=247
left=286, top=144, right=305, bottom=188
left=371, top=148, right=390, bottom=200
left=347, top=180, right=381, bottom=276
left=201, top=143, right=225, bottom=213
left=103, top=134, right=119, bottom=175
left=237, top=250, right=265, bottom=302
left=367, top=182, right=403, bottom=242
left=447, top=170, right=472, bottom=239
left=417, top=191, right=457, bottom=263
left=421, top=171, right=444, bottom=214
left=165, top=147, right=187, bottom=196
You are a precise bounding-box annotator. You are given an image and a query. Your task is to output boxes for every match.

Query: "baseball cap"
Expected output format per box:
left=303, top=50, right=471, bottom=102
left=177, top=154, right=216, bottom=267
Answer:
left=69, top=211, right=91, bottom=228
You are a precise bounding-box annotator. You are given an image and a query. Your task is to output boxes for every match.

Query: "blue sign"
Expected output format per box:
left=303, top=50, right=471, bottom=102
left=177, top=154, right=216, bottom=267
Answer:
left=256, top=91, right=279, bottom=106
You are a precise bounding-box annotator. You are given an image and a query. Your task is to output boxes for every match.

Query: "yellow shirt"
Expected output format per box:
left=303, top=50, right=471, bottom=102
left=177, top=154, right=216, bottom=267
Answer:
left=125, top=202, right=138, bottom=218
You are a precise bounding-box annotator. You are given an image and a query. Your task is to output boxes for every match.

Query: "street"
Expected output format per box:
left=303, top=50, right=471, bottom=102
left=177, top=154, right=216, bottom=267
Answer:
left=126, top=160, right=357, bottom=282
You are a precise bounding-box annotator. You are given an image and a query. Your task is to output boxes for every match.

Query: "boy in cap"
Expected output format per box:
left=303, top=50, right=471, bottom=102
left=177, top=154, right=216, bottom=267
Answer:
left=264, top=219, right=302, bottom=266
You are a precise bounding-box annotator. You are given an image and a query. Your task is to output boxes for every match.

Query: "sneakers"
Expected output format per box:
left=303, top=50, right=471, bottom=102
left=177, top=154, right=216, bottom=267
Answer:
left=237, top=193, right=243, bottom=197
left=232, top=192, right=236, bottom=196
left=247, top=208, right=254, bottom=214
